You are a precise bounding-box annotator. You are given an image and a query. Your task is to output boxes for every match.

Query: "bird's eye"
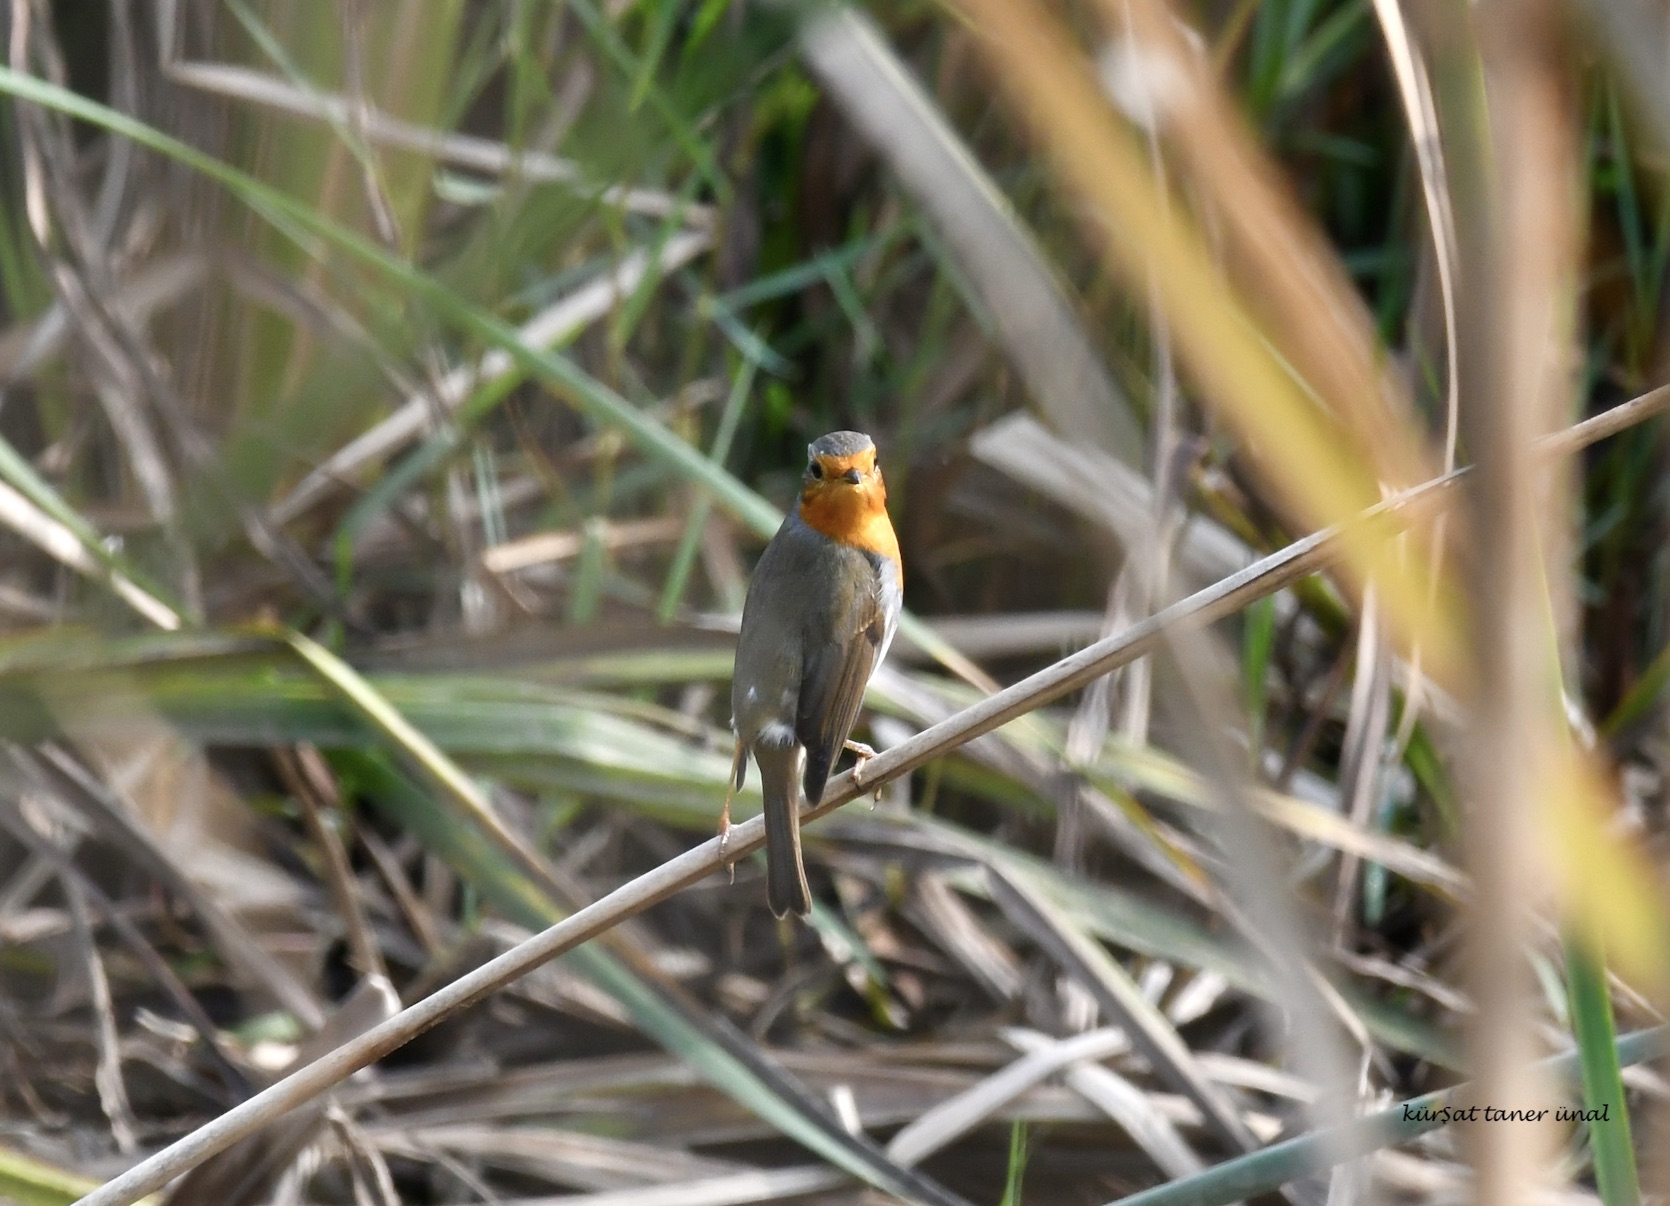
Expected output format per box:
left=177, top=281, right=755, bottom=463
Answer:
left=808, top=461, right=824, bottom=479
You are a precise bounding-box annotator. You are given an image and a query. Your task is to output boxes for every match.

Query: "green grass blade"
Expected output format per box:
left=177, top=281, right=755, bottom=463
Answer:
left=1565, top=932, right=1641, bottom=1206
left=567, top=519, right=608, bottom=624
left=562, top=0, right=727, bottom=196
left=657, top=355, right=757, bottom=621
left=1600, top=632, right=1670, bottom=736
left=0, top=1142, right=158, bottom=1206
left=280, top=627, right=504, bottom=824
left=628, top=0, right=685, bottom=112
left=998, top=1120, right=1029, bottom=1206
left=1240, top=594, right=1277, bottom=758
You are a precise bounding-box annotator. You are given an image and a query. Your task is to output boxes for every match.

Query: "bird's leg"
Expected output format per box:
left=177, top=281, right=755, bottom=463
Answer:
left=719, top=740, right=744, bottom=883
left=844, top=738, right=883, bottom=807
left=844, top=738, right=877, bottom=780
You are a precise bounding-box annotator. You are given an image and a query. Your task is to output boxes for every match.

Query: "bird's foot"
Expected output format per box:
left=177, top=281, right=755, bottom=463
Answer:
left=844, top=739, right=883, bottom=807
left=717, top=789, right=736, bottom=885
left=718, top=822, right=737, bottom=883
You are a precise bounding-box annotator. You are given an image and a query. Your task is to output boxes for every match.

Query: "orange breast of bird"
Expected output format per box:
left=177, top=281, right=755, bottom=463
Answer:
left=795, top=452, right=902, bottom=581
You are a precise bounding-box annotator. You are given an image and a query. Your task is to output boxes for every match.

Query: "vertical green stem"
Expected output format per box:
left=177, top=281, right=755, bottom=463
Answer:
left=657, top=356, right=758, bottom=621
left=1565, top=930, right=1641, bottom=1206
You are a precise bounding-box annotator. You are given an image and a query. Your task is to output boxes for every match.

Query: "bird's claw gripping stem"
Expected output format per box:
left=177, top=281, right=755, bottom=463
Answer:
left=844, top=739, right=883, bottom=807
left=717, top=817, right=736, bottom=884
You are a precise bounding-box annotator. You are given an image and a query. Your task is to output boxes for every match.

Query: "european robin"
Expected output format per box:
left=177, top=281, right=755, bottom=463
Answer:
left=723, top=430, right=903, bottom=917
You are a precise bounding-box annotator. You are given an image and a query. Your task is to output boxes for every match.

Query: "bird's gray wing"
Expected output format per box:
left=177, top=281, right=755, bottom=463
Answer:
left=795, top=580, right=885, bottom=807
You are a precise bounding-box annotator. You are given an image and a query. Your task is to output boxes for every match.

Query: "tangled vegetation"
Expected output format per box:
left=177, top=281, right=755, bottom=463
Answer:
left=1, top=1, right=1669, bottom=1204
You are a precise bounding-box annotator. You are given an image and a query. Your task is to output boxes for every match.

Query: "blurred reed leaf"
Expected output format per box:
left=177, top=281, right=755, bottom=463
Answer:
left=1519, top=528, right=1670, bottom=1000
left=1101, top=0, right=1434, bottom=493
left=1542, top=752, right=1670, bottom=999
left=0, top=650, right=740, bottom=818
left=800, top=7, right=1145, bottom=464
left=950, top=0, right=1461, bottom=678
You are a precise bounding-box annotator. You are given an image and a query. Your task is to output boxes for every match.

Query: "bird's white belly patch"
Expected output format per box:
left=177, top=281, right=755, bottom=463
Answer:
left=757, top=720, right=796, bottom=747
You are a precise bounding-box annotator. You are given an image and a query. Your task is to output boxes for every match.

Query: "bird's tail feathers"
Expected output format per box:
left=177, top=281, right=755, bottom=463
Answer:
left=755, top=741, right=811, bottom=918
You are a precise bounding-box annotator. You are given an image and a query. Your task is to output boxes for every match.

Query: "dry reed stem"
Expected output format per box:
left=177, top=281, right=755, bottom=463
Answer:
left=1448, top=0, right=1583, bottom=1201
